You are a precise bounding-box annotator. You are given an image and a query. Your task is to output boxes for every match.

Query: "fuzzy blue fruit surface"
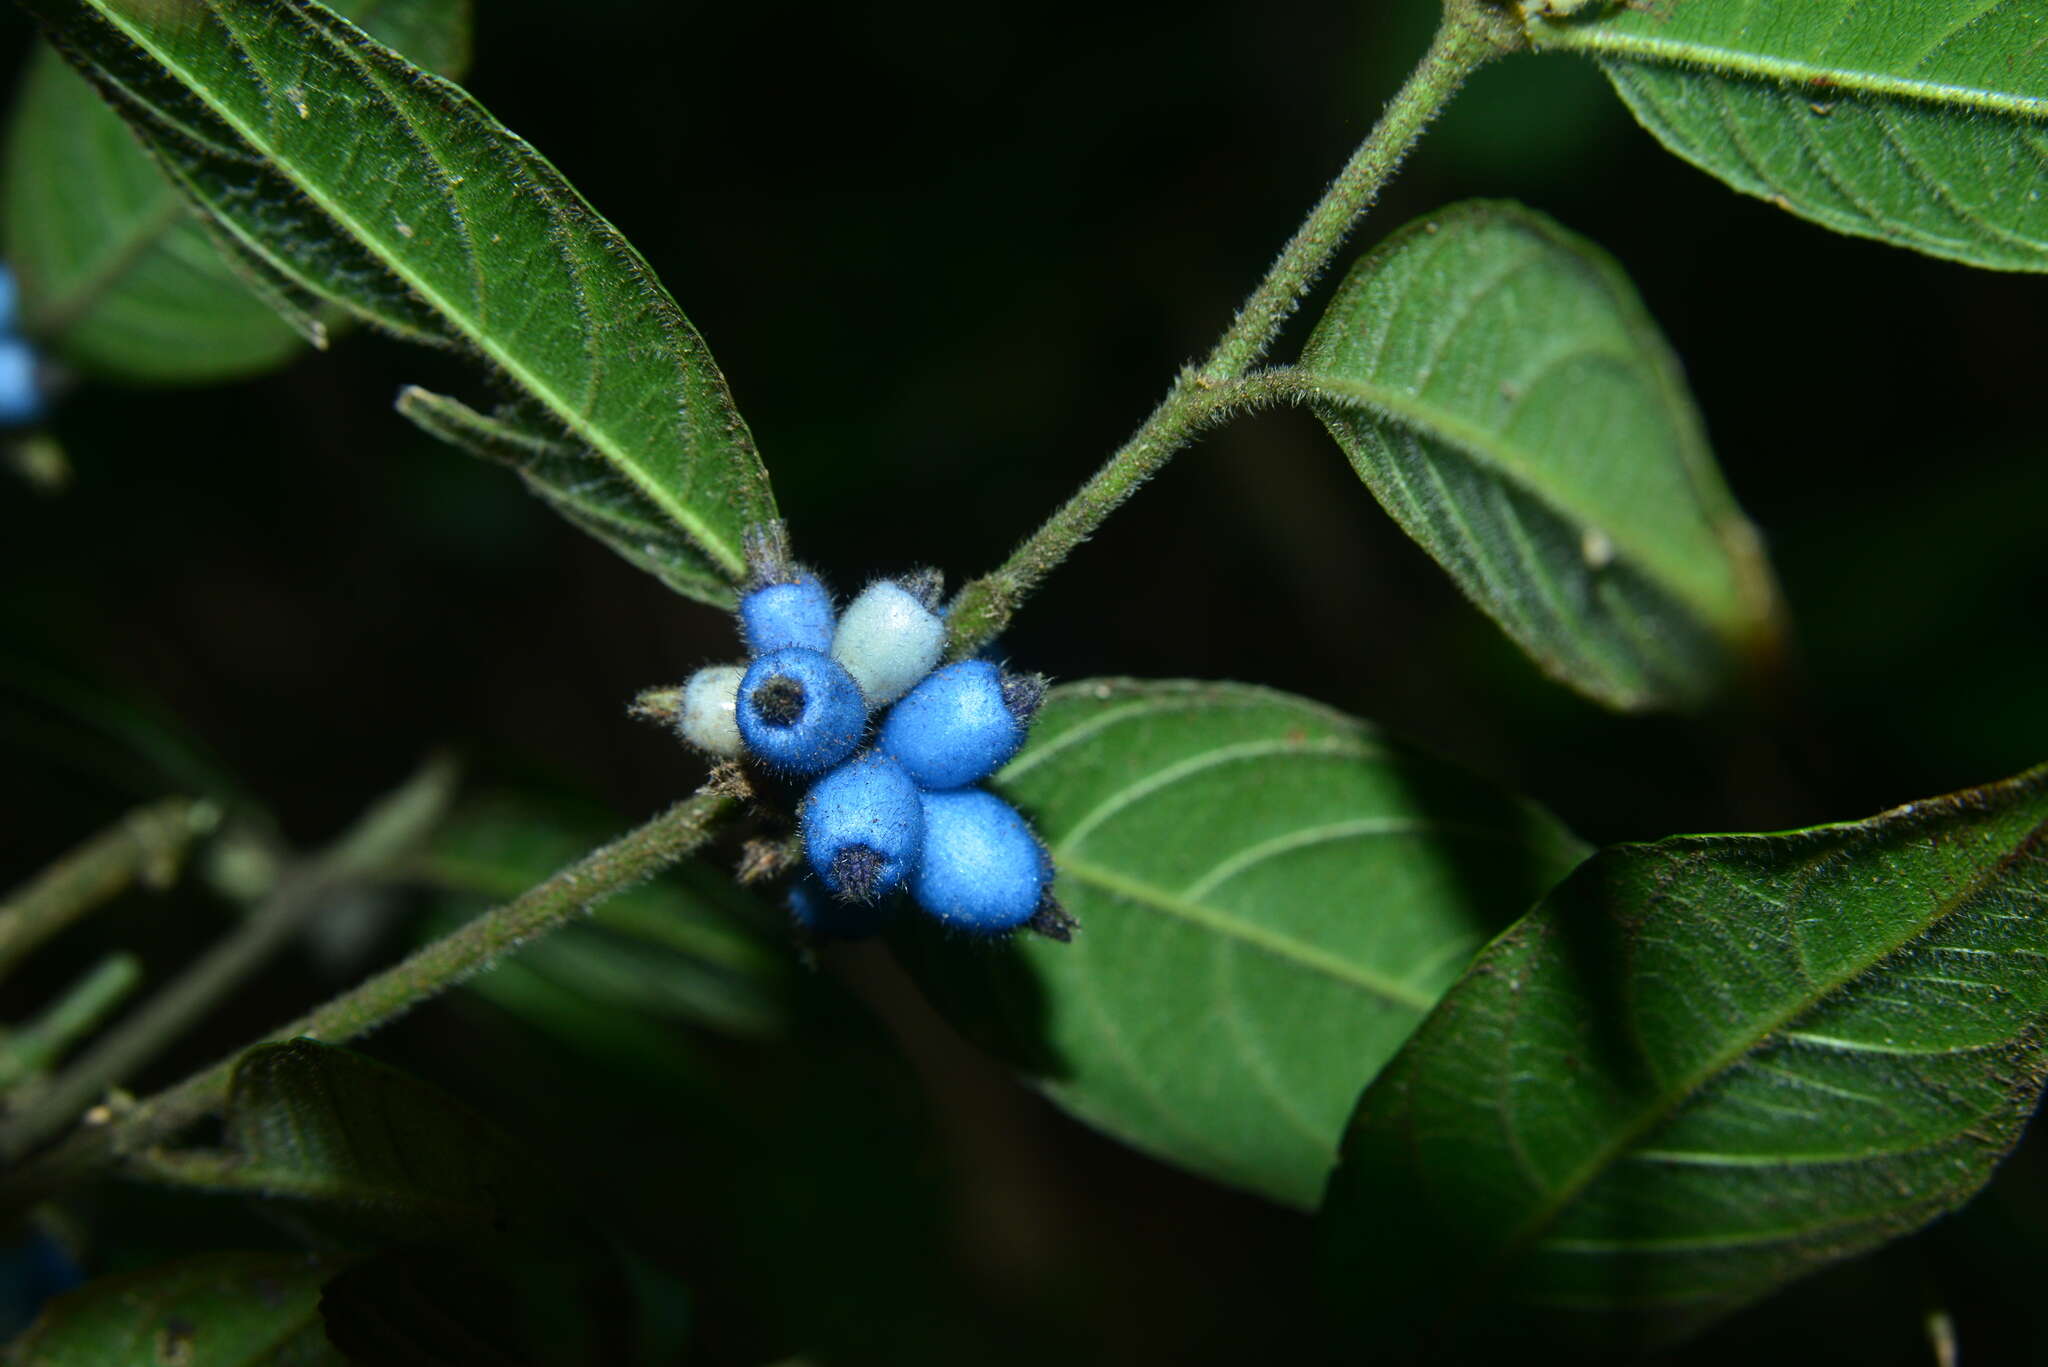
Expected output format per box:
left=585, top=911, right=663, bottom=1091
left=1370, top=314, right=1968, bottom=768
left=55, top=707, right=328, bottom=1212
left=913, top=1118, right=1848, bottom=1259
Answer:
left=831, top=579, right=945, bottom=706
left=879, top=659, right=1029, bottom=790
left=801, top=751, right=924, bottom=903
left=787, top=874, right=896, bottom=940
left=736, top=647, right=866, bottom=775
left=739, top=575, right=835, bottom=656
left=0, top=338, right=42, bottom=428
left=909, top=788, right=1049, bottom=934
left=0, top=265, right=17, bottom=334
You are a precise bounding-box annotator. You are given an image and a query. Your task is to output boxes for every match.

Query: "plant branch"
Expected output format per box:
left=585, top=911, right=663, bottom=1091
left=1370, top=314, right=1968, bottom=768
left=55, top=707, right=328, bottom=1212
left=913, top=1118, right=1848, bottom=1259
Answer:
left=1196, top=4, right=1517, bottom=382
left=945, top=2, right=1516, bottom=654
left=0, top=796, right=218, bottom=982
left=0, top=785, right=736, bottom=1221
left=0, top=757, right=459, bottom=1162
left=0, top=955, right=142, bottom=1092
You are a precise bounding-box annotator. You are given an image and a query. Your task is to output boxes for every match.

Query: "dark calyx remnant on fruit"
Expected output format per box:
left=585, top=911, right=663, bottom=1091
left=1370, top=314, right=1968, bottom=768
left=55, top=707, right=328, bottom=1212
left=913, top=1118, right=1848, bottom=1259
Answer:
left=1029, top=894, right=1077, bottom=943
left=753, top=674, right=806, bottom=727
left=1000, top=672, right=1047, bottom=724
left=830, top=845, right=888, bottom=904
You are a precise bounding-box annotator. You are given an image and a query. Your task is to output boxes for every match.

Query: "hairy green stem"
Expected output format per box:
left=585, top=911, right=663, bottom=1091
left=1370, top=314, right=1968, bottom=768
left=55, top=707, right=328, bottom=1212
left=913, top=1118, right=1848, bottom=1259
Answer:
left=0, top=796, right=218, bottom=982
left=946, top=2, right=1516, bottom=653
left=0, top=786, right=734, bottom=1220
left=1194, top=6, right=1515, bottom=381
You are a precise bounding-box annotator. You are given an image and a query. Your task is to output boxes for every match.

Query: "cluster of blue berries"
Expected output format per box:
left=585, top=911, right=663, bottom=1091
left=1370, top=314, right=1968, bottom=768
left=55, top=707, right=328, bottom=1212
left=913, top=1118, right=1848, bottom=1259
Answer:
left=675, top=528, right=1071, bottom=944
left=0, top=267, right=45, bottom=429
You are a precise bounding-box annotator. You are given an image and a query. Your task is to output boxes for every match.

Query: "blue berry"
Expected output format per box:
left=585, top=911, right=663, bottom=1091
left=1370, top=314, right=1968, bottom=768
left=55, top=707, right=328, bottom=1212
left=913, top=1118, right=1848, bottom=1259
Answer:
left=738, top=574, right=834, bottom=656
left=801, top=751, right=923, bottom=903
left=879, top=660, right=1041, bottom=790
left=0, top=265, right=17, bottom=334
left=676, top=664, right=745, bottom=758
left=908, top=788, right=1051, bottom=935
left=736, top=647, right=866, bottom=775
left=0, top=337, right=42, bottom=428
left=831, top=575, right=945, bottom=706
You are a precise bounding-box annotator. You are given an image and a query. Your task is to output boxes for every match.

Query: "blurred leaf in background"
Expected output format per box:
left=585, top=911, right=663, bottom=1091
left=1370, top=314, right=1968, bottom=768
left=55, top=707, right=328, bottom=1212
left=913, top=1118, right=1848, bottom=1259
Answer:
left=417, top=793, right=788, bottom=1071
left=1, top=0, right=474, bottom=384
left=6, top=1250, right=345, bottom=1365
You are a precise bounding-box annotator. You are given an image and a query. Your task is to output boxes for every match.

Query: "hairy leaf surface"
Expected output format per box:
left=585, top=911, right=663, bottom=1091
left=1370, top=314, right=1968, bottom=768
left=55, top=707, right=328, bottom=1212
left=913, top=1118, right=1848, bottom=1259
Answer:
left=1322, top=763, right=2048, bottom=1349
left=1528, top=0, right=2048, bottom=272
left=150, top=1039, right=563, bottom=1242
left=2, top=0, right=471, bottom=383
left=21, top=0, right=775, bottom=603
left=8, top=1251, right=343, bottom=1365
left=1299, top=200, right=1782, bottom=712
left=139, top=1041, right=620, bottom=1360
left=900, top=679, right=1588, bottom=1209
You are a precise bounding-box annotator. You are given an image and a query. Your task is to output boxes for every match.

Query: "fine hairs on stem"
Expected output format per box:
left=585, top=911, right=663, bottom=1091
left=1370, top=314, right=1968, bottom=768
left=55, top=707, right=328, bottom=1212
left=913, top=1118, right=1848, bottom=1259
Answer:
left=944, top=0, right=1520, bottom=657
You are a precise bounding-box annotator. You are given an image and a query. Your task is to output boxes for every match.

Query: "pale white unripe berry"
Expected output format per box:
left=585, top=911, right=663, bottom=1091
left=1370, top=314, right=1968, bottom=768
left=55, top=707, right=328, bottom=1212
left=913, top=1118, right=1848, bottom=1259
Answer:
left=677, top=664, right=745, bottom=758
left=830, top=578, right=945, bottom=707
left=1519, top=0, right=1610, bottom=18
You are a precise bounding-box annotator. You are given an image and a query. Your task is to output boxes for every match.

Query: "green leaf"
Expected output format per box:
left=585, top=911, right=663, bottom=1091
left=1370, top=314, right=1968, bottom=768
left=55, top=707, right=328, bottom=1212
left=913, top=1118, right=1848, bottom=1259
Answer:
left=147, top=1039, right=564, bottom=1244
left=7, top=1251, right=345, bottom=1365
left=1527, top=0, right=2048, bottom=273
left=136, top=1041, right=625, bottom=1364
left=1321, top=762, right=2048, bottom=1350
left=395, top=388, right=738, bottom=605
left=20, top=0, right=776, bottom=604
left=326, top=0, right=472, bottom=74
left=897, top=679, right=1588, bottom=1209
left=1, top=0, right=473, bottom=384
left=1297, top=200, right=1783, bottom=712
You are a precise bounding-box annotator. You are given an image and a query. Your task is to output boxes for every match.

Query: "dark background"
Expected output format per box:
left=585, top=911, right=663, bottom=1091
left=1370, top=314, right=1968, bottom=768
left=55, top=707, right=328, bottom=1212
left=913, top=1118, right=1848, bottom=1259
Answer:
left=2, top=0, right=2045, bottom=1362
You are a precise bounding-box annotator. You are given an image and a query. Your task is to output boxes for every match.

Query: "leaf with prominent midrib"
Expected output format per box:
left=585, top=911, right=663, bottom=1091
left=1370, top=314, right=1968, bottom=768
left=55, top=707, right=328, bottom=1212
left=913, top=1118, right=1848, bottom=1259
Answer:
left=1321, top=763, right=2048, bottom=1350
left=22, top=0, right=775, bottom=604
left=2, top=0, right=471, bottom=384
left=1297, top=200, right=1783, bottom=713
left=149, top=1038, right=564, bottom=1244
left=7, top=1251, right=345, bottom=1365
left=140, top=1041, right=621, bottom=1364
left=897, top=679, right=1589, bottom=1209
left=1527, top=0, right=2048, bottom=273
